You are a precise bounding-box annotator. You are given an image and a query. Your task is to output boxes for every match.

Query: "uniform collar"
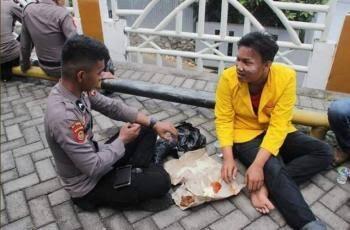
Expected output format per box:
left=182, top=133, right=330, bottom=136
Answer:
left=57, top=81, right=81, bottom=103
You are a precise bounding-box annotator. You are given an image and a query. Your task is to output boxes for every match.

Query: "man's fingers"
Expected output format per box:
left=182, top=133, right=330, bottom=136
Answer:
left=233, top=167, right=238, bottom=179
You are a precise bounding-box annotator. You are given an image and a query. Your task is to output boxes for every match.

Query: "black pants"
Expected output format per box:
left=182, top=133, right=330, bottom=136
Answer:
left=234, top=131, right=332, bottom=229
left=1, top=57, right=19, bottom=81
left=75, top=127, right=171, bottom=208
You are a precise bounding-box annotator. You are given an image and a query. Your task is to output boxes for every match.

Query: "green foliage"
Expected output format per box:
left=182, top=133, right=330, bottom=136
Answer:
left=194, top=0, right=329, bottom=27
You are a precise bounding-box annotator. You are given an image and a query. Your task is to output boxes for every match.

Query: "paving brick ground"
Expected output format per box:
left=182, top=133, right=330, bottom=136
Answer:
left=1, top=63, right=350, bottom=229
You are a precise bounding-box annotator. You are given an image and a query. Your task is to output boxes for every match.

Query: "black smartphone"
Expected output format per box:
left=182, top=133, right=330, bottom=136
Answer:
left=113, top=165, right=132, bottom=189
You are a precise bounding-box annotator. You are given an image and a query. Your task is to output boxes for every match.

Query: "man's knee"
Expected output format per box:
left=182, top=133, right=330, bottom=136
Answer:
left=141, top=165, right=171, bottom=197
left=328, top=99, right=350, bottom=122
left=317, top=141, right=333, bottom=167
left=263, top=158, right=284, bottom=188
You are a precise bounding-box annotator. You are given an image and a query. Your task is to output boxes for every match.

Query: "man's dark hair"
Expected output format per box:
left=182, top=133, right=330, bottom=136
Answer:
left=61, top=35, right=110, bottom=78
left=237, top=31, right=279, bottom=62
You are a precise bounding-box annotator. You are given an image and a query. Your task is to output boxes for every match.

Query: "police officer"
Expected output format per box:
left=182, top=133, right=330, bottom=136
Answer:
left=44, top=35, right=178, bottom=211
left=1, top=0, right=22, bottom=81
left=20, top=0, right=77, bottom=77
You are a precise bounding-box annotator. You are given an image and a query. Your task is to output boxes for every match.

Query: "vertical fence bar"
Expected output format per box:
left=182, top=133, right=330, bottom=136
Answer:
left=197, top=58, right=204, bottom=72
left=218, top=61, right=225, bottom=76
left=176, top=11, right=183, bottom=34
left=111, top=0, right=117, bottom=20
left=137, top=52, right=143, bottom=64
left=176, top=56, right=183, bottom=70
left=243, top=16, right=251, bottom=35
left=220, top=0, right=228, bottom=39
left=156, top=54, right=162, bottom=66
left=197, top=0, right=206, bottom=38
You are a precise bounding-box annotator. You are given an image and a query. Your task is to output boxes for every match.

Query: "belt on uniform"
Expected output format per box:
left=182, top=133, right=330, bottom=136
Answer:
left=38, top=59, right=61, bottom=67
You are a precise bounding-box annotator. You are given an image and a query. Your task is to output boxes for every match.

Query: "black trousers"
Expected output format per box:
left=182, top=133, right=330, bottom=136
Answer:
left=234, top=131, right=332, bottom=229
left=1, top=57, right=19, bottom=81
left=75, top=127, right=171, bottom=208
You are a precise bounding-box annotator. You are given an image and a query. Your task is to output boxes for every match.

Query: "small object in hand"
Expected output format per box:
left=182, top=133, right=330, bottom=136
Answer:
left=180, top=195, right=195, bottom=207
left=214, top=141, right=223, bottom=158
left=211, top=181, right=222, bottom=193
left=336, top=166, right=350, bottom=184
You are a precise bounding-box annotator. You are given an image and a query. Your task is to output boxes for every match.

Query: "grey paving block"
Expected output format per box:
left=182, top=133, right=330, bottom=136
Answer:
left=130, top=71, right=143, bottom=80
left=53, top=202, right=81, bottom=230
left=94, top=115, right=115, bottom=130
left=35, top=158, right=57, bottom=181
left=209, top=209, right=250, bottom=230
left=13, top=141, right=44, bottom=157
left=243, top=216, right=279, bottom=230
left=6, top=191, right=29, bottom=221
left=22, top=126, right=41, bottom=144
left=171, top=77, right=185, bottom=87
left=139, top=72, right=154, bottom=82
left=186, top=115, right=207, bottom=127
left=150, top=73, right=165, bottom=83
left=319, top=186, right=349, bottom=212
left=16, top=155, right=35, bottom=176
left=197, top=126, right=215, bottom=143
left=152, top=205, right=190, bottom=229
left=193, top=80, right=206, bottom=90
left=182, top=79, right=195, bottom=89
left=29, top=196, right=55, bottom=227
left=21, top=117, right=44, bottom=128
left=3, top=173, right=39, bottom=194
left=98, top=207, right=116, bottom=218
left=37, top=223, right=59, bottom=230
left=300, top=183, right=324, bottom=205
left=12, top=104, right=29, bottom=117
left=1, top=151, right=15, bottom=172
left=32, top=148, right=52, bottom=161
left=77, top=211, right=105, bottom=230
left=133, top=217, right=159, bottom=230
left=157, top=101, right=180, bottom=116
left=163, top=222, right=184, bottom=230
left=25, top=178, right=61, bottom=200
left=0, top=135, right=7, bottom=144
left=5, top=124, right=22, bottom=140
left=1, top=95, right=20, bottom=104
left=0, top=169, right=18, bottom=183
left=120, top=70, right=135, bottom=79
left=160, top=74, right=175, bottom=85
left=0, top=189, right=4, bottom=211
left=180, top=205, right=220, bottom=230
left=125, top=97, right=144, bottom=109
left=151, top=111, right=171, bottom=121
left=48, top=188, right=70, bottom=206
left=1, top=216, right=33, bottom=230
left=311, top=174, right=335, bottom=191
left=204, top=82, right=217, bottom=93
left=0, top=138, right=26, bottom=152
left=269, top=209, right=286, bottom=227
left=1, top=211, right=8, bottom=226
left=336, top=205, right=350, bottom=223
left=0, top=112, right=14, bottom=121
left=210, top=199, right=236, bottom=216
left=200, top=121, right=215, bottom=132
left=104, top=212, right=133, bottom=230
left=231, top=193, right=261, bottom=221
left=311, top=202, right=349, bottom=229
left=3, top=115, right=31, bottom=127
left=123, top=209, right=152, bottom=224
left=166, top=113, right=188, bottom=125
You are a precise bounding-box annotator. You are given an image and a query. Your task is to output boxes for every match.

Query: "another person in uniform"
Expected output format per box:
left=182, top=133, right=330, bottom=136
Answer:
left=215, top=32, right=332, bottom=229
left=20, top=0, right=76, bottom=77
left=45, top=35, right=178, bottom=211
left=328, top=98, right=350, bottom=165
left=1, top=0, right=22, bottom=81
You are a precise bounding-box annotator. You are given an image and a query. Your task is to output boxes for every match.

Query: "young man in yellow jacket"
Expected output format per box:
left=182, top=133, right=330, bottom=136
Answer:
left=215, top=32, right=332, bottom=230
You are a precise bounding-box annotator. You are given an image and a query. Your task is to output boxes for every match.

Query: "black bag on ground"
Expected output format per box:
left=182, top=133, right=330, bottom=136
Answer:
left=153, top=122, right=206, bottom=165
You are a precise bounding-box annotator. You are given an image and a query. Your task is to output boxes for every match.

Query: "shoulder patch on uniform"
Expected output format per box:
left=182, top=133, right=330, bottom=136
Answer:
left=70, top=121, right=85, bottom=143
left=88, top=90, right=97, bottom=96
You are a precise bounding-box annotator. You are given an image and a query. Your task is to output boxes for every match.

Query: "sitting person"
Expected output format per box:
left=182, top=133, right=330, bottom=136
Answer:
left=20, top=0, right=77, bottom=77
left=328, top=98, right=350, bottom=165
left=44, top=35, right=178, bottom=211
left=215, top=32, right=332, bottom=229
left=1, top=0, right=22, bottom=81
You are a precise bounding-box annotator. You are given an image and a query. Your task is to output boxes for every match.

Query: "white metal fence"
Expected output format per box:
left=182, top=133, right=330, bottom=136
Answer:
left=109, top=0, right=337, bottom=75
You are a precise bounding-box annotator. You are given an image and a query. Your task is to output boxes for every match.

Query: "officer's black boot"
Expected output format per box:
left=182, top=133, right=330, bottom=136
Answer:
left=153, top=139, right=178, bottom=165
left=72, top=197, right=97, bottom=212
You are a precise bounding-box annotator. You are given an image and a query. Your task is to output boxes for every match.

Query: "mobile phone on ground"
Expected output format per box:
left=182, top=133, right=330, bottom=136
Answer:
left=113, top=165, right=132, bottom=189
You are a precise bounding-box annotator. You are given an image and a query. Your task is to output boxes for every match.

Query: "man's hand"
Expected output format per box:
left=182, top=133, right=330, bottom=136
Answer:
left=245, top=163, right=264, bottom=192
left=153, top=121, right=178, bottom=141
left=221, top=157, right=238, bottom=184
left=118, top=123, right=141, bottom=144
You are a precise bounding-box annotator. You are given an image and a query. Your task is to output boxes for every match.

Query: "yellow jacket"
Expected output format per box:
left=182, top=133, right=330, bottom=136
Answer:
left=215, top=63, right=297, bottom=156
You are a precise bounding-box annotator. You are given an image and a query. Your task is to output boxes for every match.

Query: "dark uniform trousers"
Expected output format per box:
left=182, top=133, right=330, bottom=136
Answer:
left=73, top=127, right=171, bottom=209
left=234, top=131, right=332, bottom=229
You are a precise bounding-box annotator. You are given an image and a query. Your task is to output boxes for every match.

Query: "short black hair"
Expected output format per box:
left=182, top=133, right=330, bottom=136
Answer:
left=237, top=31, right=279, bottom=62
left=61, top=35, right=110, bottom=78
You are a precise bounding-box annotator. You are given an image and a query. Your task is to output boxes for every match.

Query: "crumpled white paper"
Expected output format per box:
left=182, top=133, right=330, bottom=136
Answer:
left=164, top=148, right=245, bottom=210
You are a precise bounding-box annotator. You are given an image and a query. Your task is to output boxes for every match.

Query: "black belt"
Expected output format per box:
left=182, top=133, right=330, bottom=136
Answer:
left=38, top=59, right=61, bottom=67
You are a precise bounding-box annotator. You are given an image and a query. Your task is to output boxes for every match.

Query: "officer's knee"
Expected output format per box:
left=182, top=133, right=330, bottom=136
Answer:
left=328, top=99, right=350, bottom=122
left=148, top=166, right=171, bottom=197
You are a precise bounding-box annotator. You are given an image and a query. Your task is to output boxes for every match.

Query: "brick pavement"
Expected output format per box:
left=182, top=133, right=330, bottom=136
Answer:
left=1, top=64, right=350, bottom=229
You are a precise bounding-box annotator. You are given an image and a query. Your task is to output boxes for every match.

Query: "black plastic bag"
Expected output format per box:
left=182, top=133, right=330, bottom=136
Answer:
left=153, top=122, right=207, bottom=165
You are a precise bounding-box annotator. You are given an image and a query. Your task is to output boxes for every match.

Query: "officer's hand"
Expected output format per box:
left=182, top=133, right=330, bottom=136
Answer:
left=118, top=123, right=141, bottom=144
left=154, top=121, right=178, bottom=141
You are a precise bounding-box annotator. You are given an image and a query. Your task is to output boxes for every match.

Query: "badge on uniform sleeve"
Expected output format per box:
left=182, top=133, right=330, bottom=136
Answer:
left=71, top=121, right=85, bottom=143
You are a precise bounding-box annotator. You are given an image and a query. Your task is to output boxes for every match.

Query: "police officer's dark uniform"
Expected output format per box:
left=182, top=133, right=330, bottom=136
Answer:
left=45, top=82, right=171, bottom=210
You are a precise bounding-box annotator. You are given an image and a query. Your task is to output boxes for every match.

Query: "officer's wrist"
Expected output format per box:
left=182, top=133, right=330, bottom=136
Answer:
left=148, top=117, right=158, bottom=129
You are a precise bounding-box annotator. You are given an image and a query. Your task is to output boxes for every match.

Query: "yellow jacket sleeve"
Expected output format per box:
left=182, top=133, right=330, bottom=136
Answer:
left=260, top=69, right=296, bottom=155
left=215, top=71, right=235, bottom=147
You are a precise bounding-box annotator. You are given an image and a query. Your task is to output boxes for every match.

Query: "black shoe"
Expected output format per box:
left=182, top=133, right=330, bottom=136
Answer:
left=72, top=198, right=97, bottom=212
left=139, top=193, right=174, bottom=212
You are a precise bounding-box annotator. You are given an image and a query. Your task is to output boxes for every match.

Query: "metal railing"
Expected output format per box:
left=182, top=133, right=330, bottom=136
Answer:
left=110, top=0, right=337, bottom=74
